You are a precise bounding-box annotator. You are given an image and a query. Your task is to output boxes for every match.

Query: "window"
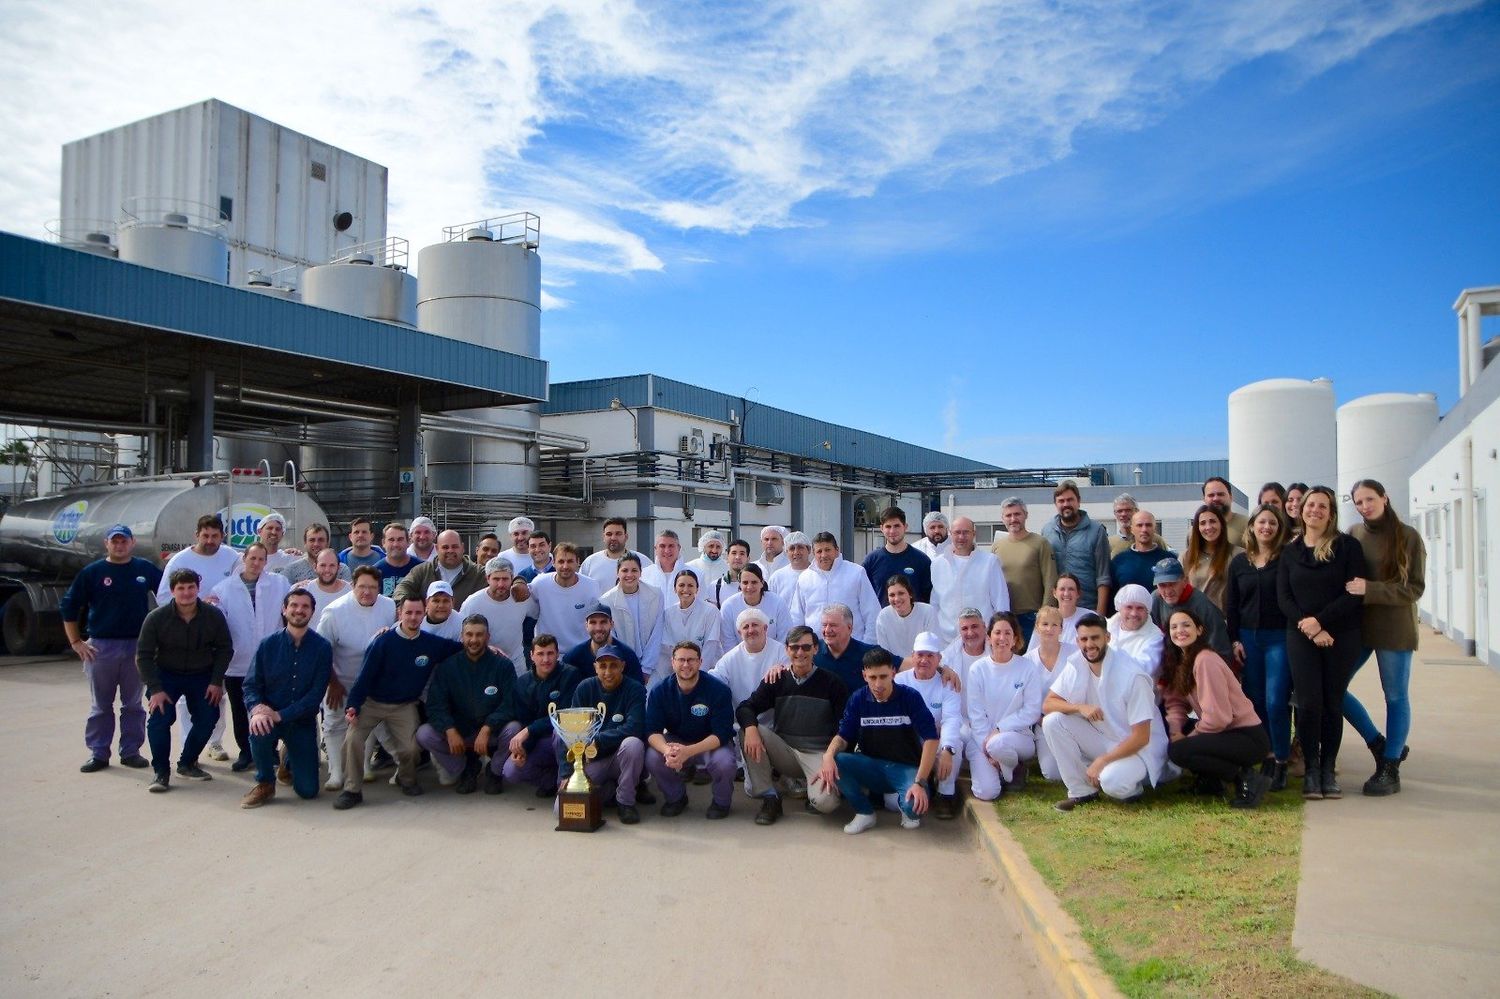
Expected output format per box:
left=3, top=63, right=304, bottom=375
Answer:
left=310, top=161, right=327, bottom=181
left=218, top=196, right=232, bottom=222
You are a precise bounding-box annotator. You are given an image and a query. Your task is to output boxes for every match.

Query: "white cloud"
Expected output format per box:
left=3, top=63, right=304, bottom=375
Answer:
left=0, top=0, right=1478, bottom=285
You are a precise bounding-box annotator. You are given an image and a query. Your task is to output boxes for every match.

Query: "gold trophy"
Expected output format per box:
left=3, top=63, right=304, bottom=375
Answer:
left=549, top=702, right=607, bottom=832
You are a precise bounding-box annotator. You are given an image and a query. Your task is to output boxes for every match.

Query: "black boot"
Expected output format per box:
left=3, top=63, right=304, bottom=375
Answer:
left=1302, top=754, right=1323, bottom=799
left=1368, top=734, right=1410, bottom=767
left=1363, top=758, right=1401, bottom=796
left=1320, top=767, right=1342, bottom=799
left=1231, top=766, right=1272, bottom=809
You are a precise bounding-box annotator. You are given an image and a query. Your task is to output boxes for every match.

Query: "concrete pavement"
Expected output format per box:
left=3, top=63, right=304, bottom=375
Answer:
left=0, top=654, right=1046, bottom=998
left=1294, top=632, right=1500, bottom=998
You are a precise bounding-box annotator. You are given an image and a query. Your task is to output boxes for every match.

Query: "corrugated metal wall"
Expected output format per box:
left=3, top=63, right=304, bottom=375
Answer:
left=1093, top=459, right=1229, bottom=487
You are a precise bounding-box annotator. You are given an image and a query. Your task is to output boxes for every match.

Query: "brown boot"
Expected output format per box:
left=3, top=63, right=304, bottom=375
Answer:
left=277, top=761, right=292, bottom=785
left=240, top=782, right=276, bottom=809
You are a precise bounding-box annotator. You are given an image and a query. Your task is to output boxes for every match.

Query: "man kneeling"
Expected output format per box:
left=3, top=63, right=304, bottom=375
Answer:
left=241, top=590, right=333, bottom=807
left=645, top=641, right=738, bottom=819
left=415, top=614, right=518, bottom=794
left=818, top=648, right=939, bottom=834
left=1041, top=614, right=1174, bottom=812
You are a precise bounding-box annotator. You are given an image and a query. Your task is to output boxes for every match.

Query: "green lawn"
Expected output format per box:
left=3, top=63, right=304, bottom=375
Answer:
left=994, top=773, right=1388, bottom=998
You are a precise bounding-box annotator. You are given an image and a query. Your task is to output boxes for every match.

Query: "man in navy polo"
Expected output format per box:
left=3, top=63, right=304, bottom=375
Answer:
left=644, top=641, right=738, bottom=819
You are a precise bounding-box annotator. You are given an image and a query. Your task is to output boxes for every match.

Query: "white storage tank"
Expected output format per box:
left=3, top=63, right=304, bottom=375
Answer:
left=244, top=270, right=300, bottom=302
left=417, top=215, right=543, bottom=494
left=116, top=198, right=229, bottom=282
left=1336, top=392, right=1439, bottom=521
left=301, top=239, right=416, bottom=326
left=1228, top=378, right=1337, bottom=499
left=46, top=219, right=118, bottom=258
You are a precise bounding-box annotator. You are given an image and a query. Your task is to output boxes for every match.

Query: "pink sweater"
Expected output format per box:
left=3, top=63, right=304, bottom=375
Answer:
left=1163, top=650, right=1261, bottom=737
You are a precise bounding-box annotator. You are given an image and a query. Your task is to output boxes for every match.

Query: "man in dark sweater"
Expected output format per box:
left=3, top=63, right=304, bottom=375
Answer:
left=503, top=634, right=582, bottom=796
left=645, top=640, right=738, bottom=819
left=562, top=645, right=647, bottom=824
left=62, top=523, right=162, bottom=773
left=239, top=589, right=333, bottom=807
left=1109, top=510, right=1176, bottom=594
left=738, top=625, right=849, bottom=825
left=137, top=568, right=234, bottom=792
left=334, top=595, right=463, bottom=809
left=562, top=603, right=645, bottom=684
left=862, top=506, right=933, bottom=605
left=414, top=613, right=518, bottom=795
left=818, top=647, right=939, bottom=834
left=815, top=604, right=884, bottom=691
left=1149, top=558, right=1233, bottom=662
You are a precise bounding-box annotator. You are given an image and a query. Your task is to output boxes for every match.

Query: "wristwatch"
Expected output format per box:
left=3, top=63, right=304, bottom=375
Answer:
left=941, top=746, right=956, bottom=755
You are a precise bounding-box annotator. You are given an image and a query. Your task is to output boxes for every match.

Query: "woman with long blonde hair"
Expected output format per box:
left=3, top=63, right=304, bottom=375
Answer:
left=1341, top=479, right=1427, bottom=796
left=1276, top=485, right=1366, bottom=800
left=1184, top=505, right=1242, bottom=611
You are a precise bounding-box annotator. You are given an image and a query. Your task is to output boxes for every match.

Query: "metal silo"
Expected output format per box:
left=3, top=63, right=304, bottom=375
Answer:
left=417, top=215, right=542, bottom=494
left=115, top=198, right=229, bottom=282
left=301, top=239, right=417, bottom=326
left=1336, top=392, right=1439, bottom=521
left=1228, top=378, right=1337, bottom=498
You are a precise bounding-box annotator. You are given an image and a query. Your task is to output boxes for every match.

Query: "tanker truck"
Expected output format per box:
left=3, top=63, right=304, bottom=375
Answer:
left=0, top=467, right=330, bottom=655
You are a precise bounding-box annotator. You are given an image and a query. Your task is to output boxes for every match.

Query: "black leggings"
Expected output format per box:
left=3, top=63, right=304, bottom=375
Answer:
left=1168, top=724, right=1270, bottom=781
left=1285, top=627, right=1361, bottom=771
left=223, top=676, right=251, bottom=759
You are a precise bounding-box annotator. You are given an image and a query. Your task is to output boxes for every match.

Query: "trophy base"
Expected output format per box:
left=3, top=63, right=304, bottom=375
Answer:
left=556, top=785, right=605, bottom=832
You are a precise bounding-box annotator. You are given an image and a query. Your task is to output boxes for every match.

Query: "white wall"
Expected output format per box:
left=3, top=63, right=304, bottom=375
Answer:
left=1408, top=391, right=1500, bottom=669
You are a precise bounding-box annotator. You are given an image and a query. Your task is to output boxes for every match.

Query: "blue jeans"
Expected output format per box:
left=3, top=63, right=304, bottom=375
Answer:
left=1239, top=628, right=1290, bottom=760
left=835, top=752, right=919, bottom=818
left=1342, top=649, right=1413, bottom=759
left=249, top=717, right=321, bottom=799
left=146, top=670, right=221, bottom=777
left=1015, top=612, right=1038, bottom=648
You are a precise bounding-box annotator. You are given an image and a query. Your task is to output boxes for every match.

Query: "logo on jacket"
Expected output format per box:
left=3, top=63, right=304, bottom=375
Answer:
left=690, top=703, right=709, bottom=717
left=1014, top=682, right=1025, bottom=689
left=573, top=602, right=586, bottom=610
left=103, top=577, right=113, bottom=587
left=549, top=690, right=560, bottom=700
left=135, top=576, right=147, bottom=585
left=484, top=685, right=498, bottom=696
left=903, top=567, right=914, bottom=575
left=611, top=713, right=624, bottom=723
left=415, top=656, right=430, bottom=668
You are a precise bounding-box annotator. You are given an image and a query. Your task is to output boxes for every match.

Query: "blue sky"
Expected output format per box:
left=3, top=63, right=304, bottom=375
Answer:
left=2, top=1, right=1497, bottom=467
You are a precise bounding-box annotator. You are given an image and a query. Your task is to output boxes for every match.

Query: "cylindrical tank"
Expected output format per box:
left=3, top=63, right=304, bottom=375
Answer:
left=1228, top=378, right=1337, bottom=498
left=1336, top=392, right=1439, bottom=521
left=0, top=478, right=330, bottom=573
left=296, top=421, right=397, bottom=522
left=417, top=225, right=542, bottom=494
left=245, top=271, right=301, bottom=302
left=302, top=257, right=417, bottom=326
left=116, top=200, right=229, bottom=283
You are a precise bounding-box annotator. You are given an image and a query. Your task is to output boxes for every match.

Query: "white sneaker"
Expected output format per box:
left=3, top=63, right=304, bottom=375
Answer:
left=388, top=772, right=399, bottom=786
left=843, top=812, right=878, bottom=835
left=324, top=774, right=342, bottom=792
left=363, top=769, right=375, bottom=783
left=900, top=813, right=921, bottom=830
left=207, top=743, right=230, bottom=762
left=882, top=792, right=901, bottom=813
left=436, top=766, right=460, bottom=787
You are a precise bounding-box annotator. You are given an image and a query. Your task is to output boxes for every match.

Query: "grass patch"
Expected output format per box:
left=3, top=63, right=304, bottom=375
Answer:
left=995, top=773, right=1388, bottom=998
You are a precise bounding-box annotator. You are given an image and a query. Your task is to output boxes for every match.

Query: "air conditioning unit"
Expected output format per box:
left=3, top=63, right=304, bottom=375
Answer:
left=678, top=435, right=692, bottom=454
left=689, top=429, right=705, bottom=455
left=853, top=494, right=882, bottom=529
left=753, top=480, right=785, bottom=506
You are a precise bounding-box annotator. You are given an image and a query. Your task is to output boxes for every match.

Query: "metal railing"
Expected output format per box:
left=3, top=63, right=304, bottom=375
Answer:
left=118, top=196, right=228, bottom=235
left=442, top=212, right=540, bottom=249
left=331, top=236, right=410, bottom=270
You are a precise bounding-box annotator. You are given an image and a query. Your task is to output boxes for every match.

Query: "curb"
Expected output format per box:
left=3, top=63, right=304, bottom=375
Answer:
left=965, top=798, right=1122, bottom=999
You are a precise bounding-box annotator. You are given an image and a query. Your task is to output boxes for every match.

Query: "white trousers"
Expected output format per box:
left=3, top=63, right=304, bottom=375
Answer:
left=967, top=729, right=1035, bottom=801
left=1035, top=722, right=1060, bottom=782
left=1041, top=711, right=1149, bottom=800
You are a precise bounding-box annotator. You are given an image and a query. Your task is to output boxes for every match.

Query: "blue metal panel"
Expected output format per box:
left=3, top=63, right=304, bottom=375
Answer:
left=0, top=232, right=548, bottom=401
left=1094, top=460, right=1229, bottom=486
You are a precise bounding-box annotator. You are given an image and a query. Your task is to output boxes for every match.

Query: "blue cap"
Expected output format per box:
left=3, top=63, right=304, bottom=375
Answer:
left=585, top=601, right=613, bottom=620
left=594, top=643, right=626, bottom=662
left=1152, top=557, right=1185, bottom=584
left=105, top=524, right=133, bottom=540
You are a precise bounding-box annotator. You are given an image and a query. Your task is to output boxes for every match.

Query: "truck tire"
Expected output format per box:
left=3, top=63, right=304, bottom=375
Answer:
left=3, top=592, right=47, bottom=656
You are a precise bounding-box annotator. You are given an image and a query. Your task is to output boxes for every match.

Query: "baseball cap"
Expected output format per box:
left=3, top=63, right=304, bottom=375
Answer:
left=105, top=524, right=133, bottom=540
left=594, top=643, right=626, bottom=662
left=913, top=631, right=944, bottom=654
left=426, top=581, right=454, bottom=599
left=585, top=601, right=613, bottom=620
left=1152, top=558, right=1185, bottom=584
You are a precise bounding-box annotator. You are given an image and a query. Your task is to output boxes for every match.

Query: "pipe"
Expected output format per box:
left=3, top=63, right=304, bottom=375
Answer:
left=421, top=412, right=589, bottom=451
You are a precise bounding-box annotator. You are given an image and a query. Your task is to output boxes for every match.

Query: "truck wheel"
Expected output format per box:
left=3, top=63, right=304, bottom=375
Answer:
left=2, top=592, right=46, bottom=656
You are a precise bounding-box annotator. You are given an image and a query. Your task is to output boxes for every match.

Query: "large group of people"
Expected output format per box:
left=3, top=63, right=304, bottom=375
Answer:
left=61, top=474, right=1426, bottom=829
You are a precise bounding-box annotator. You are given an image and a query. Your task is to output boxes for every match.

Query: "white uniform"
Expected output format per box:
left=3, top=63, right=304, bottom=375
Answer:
left=711, top=642, right=787, bottom=725
left=1041, top=648, right=1175, bottom=800
left=718, top=590, right=791, bottom=650
left=1108, top=615, right=1165, bottom=678
left=912, top=537, right=953, bottom=561
left=263, top=549, right=299, bottom=573
left=579, top=549, right=650, bottom=589
left=421, top=614, right=464, bottom=642
left=894, top=669, right=965, bottom=795
left=684, top=557, right=731, bottom=608
left=930, top=550, right=1010, bottom=643
left=313, top=591, right=397, bottom=787
left=211, top=572, right=291, bottom=680
left=600, top=584, right=665, bottom=679
left=753, top=552, right=788, bottom=578
left=459, top=589, right=538, bottom=668
left=789, top=559, right=881, bottom=643
left=158, top=545, right=241, bottom=602
left=640, top=560, right=685, bottom=597
left=875, top=602, right=940, bottom=661
left=966, top=653, right=1044, bottom=799
left=501, top=548, right=531, bottom=574
left=1022, top=641, right=1076, bottom=780
left=660, top=598, right=723, bottom=672
left=528, top=572, right=602, bottom=651
left=767, top=563, right=807, bottom=602
left=1060, top=607, right=1089, bottom=645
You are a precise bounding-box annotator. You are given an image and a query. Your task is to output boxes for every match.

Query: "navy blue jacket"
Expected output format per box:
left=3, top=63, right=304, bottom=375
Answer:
left=567, top=676, right=646, bottom=761
left=816, top=638, right=885, bottom=693
left=347, top=628, right=463, bottom=712
left=61, top=557, right=163, bottom=639
left=425, top=648, right=517, bottom=736
left=513, top=661, right=584, bottom=750
left=562, top=638, right=644, bottom=685
left=644, top=671, right=735, bottom=747
left=243, top=629, right=333, bottom=726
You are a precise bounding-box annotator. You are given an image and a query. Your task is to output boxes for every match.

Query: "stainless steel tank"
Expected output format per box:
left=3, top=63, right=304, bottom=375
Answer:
left=115, top=198, right=230, bottom=283
left=302, top=252, right=417, bottom=326
left=0, top=477, right=331, bottom=574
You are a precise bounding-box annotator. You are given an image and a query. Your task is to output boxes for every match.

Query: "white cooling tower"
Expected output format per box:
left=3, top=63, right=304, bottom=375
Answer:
left=1337, top=392, right=1439, bottom=521
left=1228, top=378, right=1337, bottom=498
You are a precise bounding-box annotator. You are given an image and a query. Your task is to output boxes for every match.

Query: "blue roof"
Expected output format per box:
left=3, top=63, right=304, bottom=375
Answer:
left=546, top=374, right=998, bottom=475
left=0, top=231, right=547, bottom=409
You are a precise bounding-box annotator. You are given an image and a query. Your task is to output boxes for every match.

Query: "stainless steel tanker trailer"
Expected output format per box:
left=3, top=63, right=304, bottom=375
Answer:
left=0, top=467, right=329, bottom=655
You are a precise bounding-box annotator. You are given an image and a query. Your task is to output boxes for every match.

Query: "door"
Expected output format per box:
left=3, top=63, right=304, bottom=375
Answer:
left=1476, top=495, right=1489, bottom=662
